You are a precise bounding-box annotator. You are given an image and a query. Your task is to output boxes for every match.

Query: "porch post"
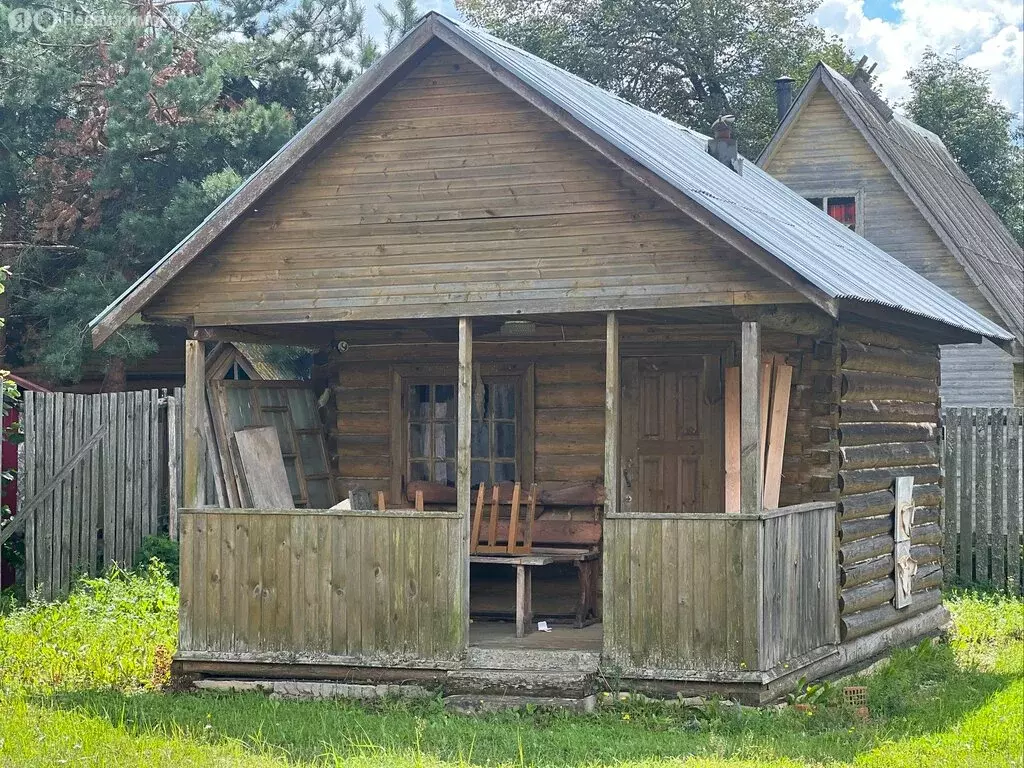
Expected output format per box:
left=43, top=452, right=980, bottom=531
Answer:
left=604, top=312, right=620, bottom=515
left=457, top=317, right=473, bottom=634
left=183, top=339, right=206, bottom=509
left=740, top=321, right=762, bottom=514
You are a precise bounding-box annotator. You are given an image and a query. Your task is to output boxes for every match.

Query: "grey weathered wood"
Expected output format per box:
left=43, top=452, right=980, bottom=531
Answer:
left=457, top=317, right=472, bottom=640
left=740, top=321, right=762, bottom=514
left=604, top=312, right=620, bottom=517
left=893, top=475, right=914, bottom=608
left=184, top=340, right=206, bottom=509
left=991, top=408, right=1005, bottom=590
left=233, top=427, right=293, bottom=509
left=167, top=395, right=180, bottom=540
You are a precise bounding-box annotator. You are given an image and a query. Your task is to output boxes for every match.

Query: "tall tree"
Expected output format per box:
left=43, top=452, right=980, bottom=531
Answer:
left=456, top=0, right=853, bottom=154
left=905, top=50, right=1024, bottom=246
left=377, top=0, right=420, bottom=47
left=0, top=0, right=373, bottom=385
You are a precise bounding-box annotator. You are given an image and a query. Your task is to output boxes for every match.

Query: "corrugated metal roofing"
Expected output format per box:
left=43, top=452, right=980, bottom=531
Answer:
left=89, top=12, right=1013, bottom=343
left=440, top=16, right=1011, bottom=341
left=819, top=64, right=1023, bottom=341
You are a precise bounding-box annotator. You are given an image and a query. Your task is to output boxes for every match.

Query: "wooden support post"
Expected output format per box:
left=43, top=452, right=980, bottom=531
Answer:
left=740, top=322, right=762, bottom=515
left=604, top=312, right=620, bottom=516
left=183, top=340, right=206, bottom=509
left=457, top=317, right=473, bottom=637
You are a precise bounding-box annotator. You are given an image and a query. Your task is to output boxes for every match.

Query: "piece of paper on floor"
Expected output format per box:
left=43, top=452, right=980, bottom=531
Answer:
left=537, top=620, right=551, bottom=632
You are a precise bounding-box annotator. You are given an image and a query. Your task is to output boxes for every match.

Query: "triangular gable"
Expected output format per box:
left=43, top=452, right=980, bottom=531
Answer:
left=760, top=64, right=1023, bottom=345
left=90, top=14, right=1013, bottom=348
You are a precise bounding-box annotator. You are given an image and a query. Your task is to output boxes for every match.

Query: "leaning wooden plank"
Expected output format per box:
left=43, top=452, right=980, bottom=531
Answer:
left=724, top=366, right=740, bottom=513
left=762, top=363, right=793, bottom=510
left=990, top=408, right=1005, bottom=591
left=759, top=358, right=772, bottom=487
left=233, top=427, right=293, bottom=509
left=167, top=396, right=180, bottom=540
left=23, top=391, right=36, bottom=595
left=1007, top=409, right=1022, bottom=595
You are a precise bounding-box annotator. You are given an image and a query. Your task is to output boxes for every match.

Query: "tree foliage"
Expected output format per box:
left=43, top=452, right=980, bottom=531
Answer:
left=456, top=0, right=854, bottom=154
left=905, top=50, right=1024, bottom=246
left=0, top=0, right=380, bottom=384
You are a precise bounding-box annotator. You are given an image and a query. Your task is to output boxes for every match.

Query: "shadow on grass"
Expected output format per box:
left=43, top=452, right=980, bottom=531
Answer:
left=35, top=638, right=1018, bottom=768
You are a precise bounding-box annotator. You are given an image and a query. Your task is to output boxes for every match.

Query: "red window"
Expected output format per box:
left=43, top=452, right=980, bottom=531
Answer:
left=806, top=195, right=857, bottom=231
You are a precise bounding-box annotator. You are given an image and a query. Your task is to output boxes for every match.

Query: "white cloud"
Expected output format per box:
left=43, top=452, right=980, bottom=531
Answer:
left=813, top=0, right=1024, bottom=114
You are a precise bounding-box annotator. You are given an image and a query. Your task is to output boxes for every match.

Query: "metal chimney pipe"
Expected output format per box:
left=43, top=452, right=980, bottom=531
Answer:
left=775, top=76, right=795, bottom=123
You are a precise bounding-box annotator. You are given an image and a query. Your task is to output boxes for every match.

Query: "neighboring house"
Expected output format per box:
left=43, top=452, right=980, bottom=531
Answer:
left=759, top=62, right=1024, bottom=407
left=89, top=14, right=1012, bottom=703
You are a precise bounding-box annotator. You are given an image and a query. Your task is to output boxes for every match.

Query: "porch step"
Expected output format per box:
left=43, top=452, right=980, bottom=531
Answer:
left=465, top=646, right=600, bottom=673
left=446, top=668, right=596, bottom=698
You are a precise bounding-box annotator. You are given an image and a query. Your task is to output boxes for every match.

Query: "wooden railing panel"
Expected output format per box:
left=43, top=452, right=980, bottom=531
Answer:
left=604, top=514, right=761, bottom=673
left=760, top=503, right=838, bottom=669
left=179, top=509, right=467, bottom=665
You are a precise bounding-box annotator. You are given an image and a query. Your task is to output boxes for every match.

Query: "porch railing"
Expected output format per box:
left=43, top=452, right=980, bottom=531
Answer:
left=603, top=501, right=838, bottom=676
left=177, top=507, right=467, bottom=666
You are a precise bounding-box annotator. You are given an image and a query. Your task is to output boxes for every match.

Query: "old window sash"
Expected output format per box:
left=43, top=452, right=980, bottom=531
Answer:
left=806, top=194, right=860, bottom=232
left=390, top=363, right=534, bottom=500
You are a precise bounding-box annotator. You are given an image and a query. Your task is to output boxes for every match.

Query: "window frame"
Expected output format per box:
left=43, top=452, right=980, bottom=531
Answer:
left=805, top=192, right=863, bottom=234
left=389, top=362, right=534, bottom=502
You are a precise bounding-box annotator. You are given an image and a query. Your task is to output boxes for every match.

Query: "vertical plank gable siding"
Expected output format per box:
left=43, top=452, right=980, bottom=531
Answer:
left=146, top=45, right=799, bottom=326
left=178, top=509, right=466, bottom=664
left=604, top=504, right=835, bottom=674
left=764, top=90, right=1015, bottom=405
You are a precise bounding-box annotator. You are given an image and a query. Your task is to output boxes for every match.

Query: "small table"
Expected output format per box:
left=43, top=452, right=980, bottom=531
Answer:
left=470, top=549, right=599, bottom=638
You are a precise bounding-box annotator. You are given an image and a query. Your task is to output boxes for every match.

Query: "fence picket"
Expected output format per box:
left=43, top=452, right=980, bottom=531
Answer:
left=941, top=407, right=1024, bottom=596
left=14, top=389, right=174, bottom=598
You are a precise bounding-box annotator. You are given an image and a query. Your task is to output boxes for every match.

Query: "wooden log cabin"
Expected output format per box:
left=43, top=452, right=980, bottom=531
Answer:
left=90, top=14, right=1014, bottom=704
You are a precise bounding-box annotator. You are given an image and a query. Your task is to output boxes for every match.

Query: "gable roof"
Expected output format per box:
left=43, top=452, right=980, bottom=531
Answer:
left=89, top=13, right=1013, bottom=348
left=760, top=63, right=1024, bottom=344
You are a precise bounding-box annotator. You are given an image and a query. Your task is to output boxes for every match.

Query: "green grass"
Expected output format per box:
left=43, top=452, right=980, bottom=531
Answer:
left=0, top=567, right=1021, bottom=767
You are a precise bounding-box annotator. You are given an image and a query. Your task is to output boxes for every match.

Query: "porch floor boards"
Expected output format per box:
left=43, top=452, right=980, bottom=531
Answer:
left=469, top=620, right=603, bottom=652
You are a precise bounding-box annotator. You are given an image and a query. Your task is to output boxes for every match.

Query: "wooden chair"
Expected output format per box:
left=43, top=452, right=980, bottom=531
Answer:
left=470, top=482, right=536, bottom=555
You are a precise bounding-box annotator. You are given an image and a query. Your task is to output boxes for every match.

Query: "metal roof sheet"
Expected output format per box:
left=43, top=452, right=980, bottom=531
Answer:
left=441, top=17, right=1011, bottom=341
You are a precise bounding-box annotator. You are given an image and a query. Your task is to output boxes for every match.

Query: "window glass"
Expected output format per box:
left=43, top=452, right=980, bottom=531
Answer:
left=827, top=196, right=857, bottom=230
left=806, top=197, right=824, bottom=209
left=407, top=377, right=520, bottom=487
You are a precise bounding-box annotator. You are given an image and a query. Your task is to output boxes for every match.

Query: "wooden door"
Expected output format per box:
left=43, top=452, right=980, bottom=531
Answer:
left=620, top=356, right=724, bottom=514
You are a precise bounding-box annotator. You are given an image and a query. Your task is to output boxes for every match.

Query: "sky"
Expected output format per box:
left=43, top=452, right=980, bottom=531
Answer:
left=365, top=0, right=1024, bottom=115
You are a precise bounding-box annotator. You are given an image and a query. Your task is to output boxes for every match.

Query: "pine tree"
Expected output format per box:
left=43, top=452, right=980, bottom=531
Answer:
left=0, top=0, right=373, bottom=385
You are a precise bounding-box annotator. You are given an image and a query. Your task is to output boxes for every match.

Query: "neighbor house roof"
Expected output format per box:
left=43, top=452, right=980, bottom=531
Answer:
left=759, top=62, right=1024, bottom=344
left=89, top=13, right=1013, bottom=348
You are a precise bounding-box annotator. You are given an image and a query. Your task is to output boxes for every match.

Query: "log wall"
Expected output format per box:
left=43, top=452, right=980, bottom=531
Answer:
left=833, top=323, right=944, bottom=641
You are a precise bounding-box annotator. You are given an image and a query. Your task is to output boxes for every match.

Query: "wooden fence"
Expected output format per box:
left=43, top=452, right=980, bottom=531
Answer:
left=6, top=390, right=172, bottom=599
left=942, top=407, right=1023, bottom=595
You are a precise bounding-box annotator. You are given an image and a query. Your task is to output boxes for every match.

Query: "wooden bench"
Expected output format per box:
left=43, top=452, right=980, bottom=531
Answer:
left=468, top=483, right=601, bottom=638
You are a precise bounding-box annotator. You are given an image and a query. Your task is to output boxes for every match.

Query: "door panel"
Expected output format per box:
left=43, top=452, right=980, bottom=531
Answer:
left=621, top=356, right=723, bottom=513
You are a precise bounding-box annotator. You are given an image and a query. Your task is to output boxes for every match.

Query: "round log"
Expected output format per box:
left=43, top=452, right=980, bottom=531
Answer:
left=840, top=513, right=893, bottom=543
left=838, top=400, right=938, bottom=424
left=914, top=505, right=940, bottom=526
left=840, top=554, right=894, bottom=588
left=840, top=341, right=939, bottom=378
left=912, top=563, right=943, bottom=592
left=913, top=483, right=942, bottom=508
left=839, top=441, right=938, bottom=470
left=840, top=533, right=893, bottom=565
left=838, top=464, right=941, bottom=494
left=840, top=324, right=934, bottom=353
left=840, top=578, right=896, bottom=615
left=840, top=588, right=942, bottom=642
left=911, top=543, right=943, bottom=565
left=839, top=489, right=895, bottom=521
left=910, top=522, right=942, bottom=546
left=838, top=422, right=938, bottom=446
left=841, top=371, right=936, bottom=403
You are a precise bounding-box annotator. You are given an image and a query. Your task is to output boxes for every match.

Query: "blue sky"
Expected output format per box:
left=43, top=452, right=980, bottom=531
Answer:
left=368, top=0, right=1024, bottom=115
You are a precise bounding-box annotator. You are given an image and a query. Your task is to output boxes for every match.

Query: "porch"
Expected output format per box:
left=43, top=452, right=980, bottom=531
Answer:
left=175, top=310, right=840, bottom=701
